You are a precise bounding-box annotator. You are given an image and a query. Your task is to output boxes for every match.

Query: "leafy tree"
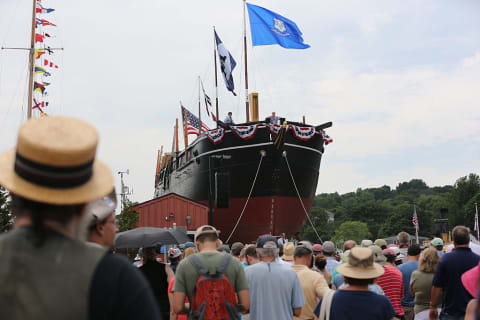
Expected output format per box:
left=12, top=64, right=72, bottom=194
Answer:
left=0, top=186, right=13, bottom=233
left=332, top=221, right=371, bottom=244
left=117, top=200, right=139, bottom=232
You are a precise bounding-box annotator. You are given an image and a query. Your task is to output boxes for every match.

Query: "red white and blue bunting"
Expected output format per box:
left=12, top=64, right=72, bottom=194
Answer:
left=289, top=125, right=316, bottom=141
left=206, top=128, right=225, bottom=145
left=320, top=130, right=333, bottom=145
left=267, top=123, right=283, bottom=136
left=229, top=124, right=260, bottom=140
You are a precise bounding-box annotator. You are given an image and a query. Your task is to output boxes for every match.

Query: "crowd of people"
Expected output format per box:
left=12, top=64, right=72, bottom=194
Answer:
left=1, top=116, right=480, bottom=320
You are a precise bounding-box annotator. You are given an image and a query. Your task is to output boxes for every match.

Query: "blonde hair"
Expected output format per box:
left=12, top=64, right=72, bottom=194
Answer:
left=418, top=246, right=440, bottom=273
left=184, top=247, right=196, bottom=258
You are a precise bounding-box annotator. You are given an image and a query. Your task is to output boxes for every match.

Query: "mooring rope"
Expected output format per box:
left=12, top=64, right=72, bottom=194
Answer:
left=283, top=151, right=324, bottom=244
left=225, top=151, right=266, bottom=243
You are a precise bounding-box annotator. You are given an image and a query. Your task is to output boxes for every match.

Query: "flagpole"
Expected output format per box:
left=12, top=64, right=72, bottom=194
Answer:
left=414, top=203, right=419, bottom=245
left=180, top=101, right=189, bottom=161
left=213, top=26, right=219, bottom=128
left=243, top=0, right=250, bottom=122
left=476, top=202, right=479, bottom=241
left=198, top=76, right=202, bottom=135
left=27, top=0, right=37, bottom=119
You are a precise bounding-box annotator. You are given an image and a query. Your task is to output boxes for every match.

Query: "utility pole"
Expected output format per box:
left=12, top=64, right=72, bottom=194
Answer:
left=118, top=169, right=132, bottom=211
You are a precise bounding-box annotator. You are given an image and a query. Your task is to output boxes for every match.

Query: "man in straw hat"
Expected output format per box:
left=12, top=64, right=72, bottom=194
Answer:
left=314, top=247, right=395, bottom=320
left=0, top=116, right=160, bottom=319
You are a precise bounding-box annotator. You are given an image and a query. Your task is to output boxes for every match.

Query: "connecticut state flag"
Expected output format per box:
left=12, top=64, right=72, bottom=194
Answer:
left=246, top=3, right=310, bottom=49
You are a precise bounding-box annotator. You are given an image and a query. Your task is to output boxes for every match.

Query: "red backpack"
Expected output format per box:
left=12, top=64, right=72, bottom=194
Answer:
left=188, top=253, right=240, bottom=320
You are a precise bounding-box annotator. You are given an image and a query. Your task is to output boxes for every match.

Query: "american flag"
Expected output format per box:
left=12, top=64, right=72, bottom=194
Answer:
left=182, top=106, right=209, bottom=135
left=412, top=204, right=419, bottom=232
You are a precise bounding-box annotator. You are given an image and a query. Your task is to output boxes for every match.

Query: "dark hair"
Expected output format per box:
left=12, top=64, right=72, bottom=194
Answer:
left=11, top=194, right=84, bottom=247
left=344, top=277, right=375, bottom=286
left=315, top=254, right=327, bottom=271
left=408, top=244, right=421, bottom=256
left=294, top=246, right=312, bottom=258
left=142, top=247, right=157, bottom=262
left=245, top=245, right=258, bottom=258
left=196, top=232, right=218, bottom=243
left=453, top=226, right=470, bottom=245
left=384, top=253, right=396, bottom=263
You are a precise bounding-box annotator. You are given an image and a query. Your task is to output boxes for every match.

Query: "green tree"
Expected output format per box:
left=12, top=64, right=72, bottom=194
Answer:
left=332, top=221, right=371, bottom=244
left=0, top=186, right=13, bottom=233
left=117, top=200, right=139, bottom=232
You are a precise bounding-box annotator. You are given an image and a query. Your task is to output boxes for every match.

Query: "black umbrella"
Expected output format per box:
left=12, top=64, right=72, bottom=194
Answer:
left=115, top=227, right=191, bottom=248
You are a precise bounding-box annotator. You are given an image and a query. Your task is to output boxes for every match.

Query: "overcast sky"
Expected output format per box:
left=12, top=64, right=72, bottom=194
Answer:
left=0, top=0, right=479, bottom=205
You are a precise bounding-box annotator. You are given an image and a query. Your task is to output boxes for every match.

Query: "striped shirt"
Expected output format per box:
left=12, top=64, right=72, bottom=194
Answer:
left=377, top=266, right=404, bottom=316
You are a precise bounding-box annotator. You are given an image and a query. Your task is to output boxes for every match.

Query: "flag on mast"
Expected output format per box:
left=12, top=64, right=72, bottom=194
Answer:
left=412, top=205, right=419, bottom=232
left=182, top=106, right=209, bottom=135
left=200, top=78, right=212, bottom=116
left=214, top=31, right=237, bottom=96
left=474, top=203, right=479, bottom=234
left=246, top=3, right=310, bottom=49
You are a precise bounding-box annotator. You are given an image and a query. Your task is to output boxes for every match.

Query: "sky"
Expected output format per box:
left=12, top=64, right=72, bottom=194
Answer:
left=0, top=0, right=479, bottom=205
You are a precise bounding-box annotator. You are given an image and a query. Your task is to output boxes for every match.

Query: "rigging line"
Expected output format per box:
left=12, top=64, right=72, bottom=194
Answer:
left=225, top=151, right=265, bottom=244
left=282, top=151, right=323, bottom=244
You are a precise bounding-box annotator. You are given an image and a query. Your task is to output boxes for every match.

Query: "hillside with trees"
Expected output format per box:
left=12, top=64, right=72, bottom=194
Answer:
left=301, top=173, right=480, bottom=243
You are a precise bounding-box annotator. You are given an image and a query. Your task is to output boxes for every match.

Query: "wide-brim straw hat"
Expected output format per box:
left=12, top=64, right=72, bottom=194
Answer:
left=0, top=116, right=113, bottom=205
left=282, top=242, right=295, bottom=261
left=337, top=247, right=384, bottom=279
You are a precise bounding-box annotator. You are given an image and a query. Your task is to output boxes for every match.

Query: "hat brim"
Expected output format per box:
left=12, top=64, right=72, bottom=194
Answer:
left=461, top=265, right=479, bottom=297
left=0, top=149, right=113, bottom=205
left=337, top=262, right=384, bottom=279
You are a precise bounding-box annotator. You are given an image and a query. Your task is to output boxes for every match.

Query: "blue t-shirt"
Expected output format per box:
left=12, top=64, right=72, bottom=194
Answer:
left=432, top=247, right=480, bottom=317
left=245, top=262, right=305, bottom=320
left=314, top=290, right=395, bottom=320
left=397, top=260, right=418, bottom=306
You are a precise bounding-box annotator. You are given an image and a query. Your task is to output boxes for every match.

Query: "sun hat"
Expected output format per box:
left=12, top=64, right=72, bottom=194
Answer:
left=360, top=240, right=373, bottom=247
left=313, top=244, right=323, bottom=252
left=168, top=248, right=182, bottom=259
left=281, top=242, right=294, bottom=261
left=0, top=116, right=114, bottom=205
left=462, top=261, right=480, bottom=297
left=337, top=247, right=384, bottom=279
left=387, top=244, right=397, bottom=249
left=86, top=188, right=117, bottom=226
left=382, top=248, right=396, bottom=257
left=431, top=238, right=444, bottom=247
left=322, top=241, right=335, bottom=254
left=370, top=245, right=386, bottom=266
left=256, top=234, right=278, bottom=248
left=194, top=225, right=219, bottom=242
left=390, top=246, right=400, bottom=256
left=374, top=239, right=387, bottom=248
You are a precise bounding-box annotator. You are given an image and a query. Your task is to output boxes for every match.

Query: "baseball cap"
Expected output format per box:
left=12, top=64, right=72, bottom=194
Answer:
left=231, top=242, right=244, bottom=255
left=256, top=234, right=278, bottom=248
left=322, top=241, right=335, bottom=253
left=168, top=248, right=182, bottom=259
left=86, top=188, right=117, bottom=226
left=313, top=244, right=323, bottom=252
left=382, top=248, right=395, bottom=257
left=431, top=238, right=444, bottom=247
left=294, top=241, right=313, bottom=257
left=390, top=246, right=400, bottom=256
left=194, top=225, right=219, bottom=242
left=180, top=242, right=196, bottom=249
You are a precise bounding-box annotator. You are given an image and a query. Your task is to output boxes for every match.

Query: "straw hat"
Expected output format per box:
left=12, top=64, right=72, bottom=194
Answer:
left=282, top=242, right=295, bottom=261
left=0, top=116, right=113, bottom=204
left=337, top=247, right=384, bottom=279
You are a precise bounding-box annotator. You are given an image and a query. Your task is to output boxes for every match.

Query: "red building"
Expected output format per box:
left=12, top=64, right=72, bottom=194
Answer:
left=134, top=193, right=208, bottom=234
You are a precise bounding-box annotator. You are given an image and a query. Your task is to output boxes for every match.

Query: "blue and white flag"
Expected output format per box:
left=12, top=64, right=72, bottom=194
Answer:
left=246, top=3, right=310, bottom=49
left=215, top=31, right=237, bottom=96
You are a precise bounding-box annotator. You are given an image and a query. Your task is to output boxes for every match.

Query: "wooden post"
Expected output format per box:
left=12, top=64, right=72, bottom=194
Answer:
left=27, top=0, right=37, bottom=119
left=175, top=118, right=179, bottom=154
left=180, top=103, right=189, bottom=161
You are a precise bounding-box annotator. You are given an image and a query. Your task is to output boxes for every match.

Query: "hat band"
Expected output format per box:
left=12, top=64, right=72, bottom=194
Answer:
left=14, top=153, right=94, bottom=188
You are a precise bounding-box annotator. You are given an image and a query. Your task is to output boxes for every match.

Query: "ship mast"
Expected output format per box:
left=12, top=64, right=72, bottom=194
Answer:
left=26, top=0, right=37, bottom=119
left=213, top=27, right=219, bottom=128
left=198, top=76, right=202, bottom=135
left=243, top=0, right=250, bottom=122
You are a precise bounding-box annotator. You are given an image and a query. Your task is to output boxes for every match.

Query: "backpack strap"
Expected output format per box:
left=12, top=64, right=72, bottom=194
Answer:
left=216, top=253, right=232, bottom=275
left=319, top=290, right=335, bottom=320
left=188, top=254, right=209, bottom=276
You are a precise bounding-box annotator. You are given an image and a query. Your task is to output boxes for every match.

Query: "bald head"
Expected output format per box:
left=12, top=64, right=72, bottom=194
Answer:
left=343, top=240, right=357, bottom=251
